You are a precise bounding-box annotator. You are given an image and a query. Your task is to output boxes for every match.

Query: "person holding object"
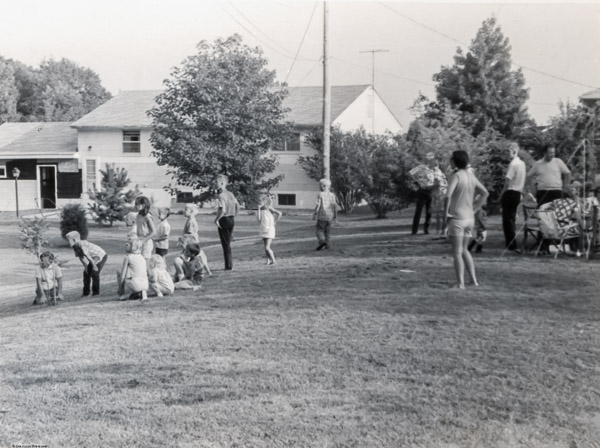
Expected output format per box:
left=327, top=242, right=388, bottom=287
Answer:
left=501, top=142, right=527, bottom=253
left=214, top=175, right=239, bottom=270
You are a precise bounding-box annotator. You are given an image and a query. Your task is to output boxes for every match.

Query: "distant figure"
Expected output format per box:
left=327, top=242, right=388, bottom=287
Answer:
left=34, top=251, right=64, bottom=305
left=445, top=150, right=489, bottom=289
left=410, top=153, right=437, bottom=235
left=527, top=145, right=571, bottom=207
left=134, top=195, right=156, bottom=262
left=153, top=207, right=171, bottom=257
left=148, top=254, right=174, bottom=297
left=313, top=178, right=338, bottom=251
left=174, top=242, right=209, bottom=291
left=182, top=203, right=200, bottom=243
left=501, top=142, right=526, bottom=253
left=257, top=194, right=282, bottom=265
left=214, top=175, right=240, bottom=270
left=468, top=205, right=487, bottom=253
left=66, top=230, right=108, bottom=297
left=117, top=238, right=148, bottom=301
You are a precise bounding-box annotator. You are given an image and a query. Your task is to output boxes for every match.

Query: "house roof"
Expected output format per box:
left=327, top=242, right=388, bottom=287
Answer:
left=283, top=85, right=370, bottom=126
left=0, top=122, right=77, bottom=156
left=71, top=85, right=373, bottom=129
left=580, top=88, right=600, bottom=102
left=71, top=90, right=163, bottom=129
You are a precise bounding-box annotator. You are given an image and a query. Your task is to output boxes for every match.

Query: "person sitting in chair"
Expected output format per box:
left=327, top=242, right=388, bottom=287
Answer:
left=538, top=183, right=583, bottom=255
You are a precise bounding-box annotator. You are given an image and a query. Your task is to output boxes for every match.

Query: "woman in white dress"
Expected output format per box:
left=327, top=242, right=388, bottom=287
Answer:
left=257, top=195, right=282, bottom=265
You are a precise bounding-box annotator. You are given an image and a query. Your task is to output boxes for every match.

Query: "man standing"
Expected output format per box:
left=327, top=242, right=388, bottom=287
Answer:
left=501, top=142, right=526, bottom=252
left=527, top=145, right=571, bottom=207
left=411, top=153, right=436, bottom=235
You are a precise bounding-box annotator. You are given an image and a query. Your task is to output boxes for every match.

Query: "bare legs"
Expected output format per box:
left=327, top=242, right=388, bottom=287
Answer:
left=450, top=234, right=479, bottom=289
left=263, top=238, right=275, bottom=265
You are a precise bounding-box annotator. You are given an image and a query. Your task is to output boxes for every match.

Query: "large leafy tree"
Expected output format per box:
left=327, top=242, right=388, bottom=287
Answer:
left=433, top=17, right=531, bottom=138
left=0, top=58, right=19, bottom=124
left=148, top=34, right=291, bottom=205
left=36, top=58, right=112, bottom=121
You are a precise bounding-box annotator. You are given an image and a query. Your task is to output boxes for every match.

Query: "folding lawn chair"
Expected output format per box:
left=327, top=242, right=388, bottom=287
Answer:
left=522, top=205, right=541, bottom=253
left=534, top=209, right=580, bottom=259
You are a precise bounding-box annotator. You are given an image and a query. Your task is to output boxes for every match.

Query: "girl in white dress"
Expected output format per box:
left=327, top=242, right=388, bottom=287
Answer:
left=257, top=195, right=282, bottom=265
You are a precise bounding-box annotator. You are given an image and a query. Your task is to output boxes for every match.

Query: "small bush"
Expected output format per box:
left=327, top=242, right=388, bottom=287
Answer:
left=60, top=203, right=89, bottom=240
left=19, top=216, right=51, bottom=256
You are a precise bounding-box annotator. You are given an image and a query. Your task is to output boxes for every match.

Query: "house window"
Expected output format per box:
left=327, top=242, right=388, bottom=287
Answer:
left=0, top=165, right=6, bottom=179
left=86, top=160, right=97, bottom=191
left=177, top=192, right=194, bottom=203
left=278, top=194, right=296, bottom=206
left=274, top=133, right=301, bottom=151
left=123, top=131, right=141, bottom=153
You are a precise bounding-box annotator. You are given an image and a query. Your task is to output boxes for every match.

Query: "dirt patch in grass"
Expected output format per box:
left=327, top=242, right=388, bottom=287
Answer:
left=1, top=209, right=600, bottom=447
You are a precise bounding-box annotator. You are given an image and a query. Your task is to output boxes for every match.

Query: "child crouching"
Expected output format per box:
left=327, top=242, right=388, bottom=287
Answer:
left=117, top=238, right=149, bottom=301
left=148, top=254, right=174, bottom=297
left=173, top=242, right=210, bottom=291
left=34, top=251, right=64, bottom=305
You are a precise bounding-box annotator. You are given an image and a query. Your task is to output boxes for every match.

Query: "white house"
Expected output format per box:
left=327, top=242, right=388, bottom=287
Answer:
left=0, top=122, right=81, bottom=211
left=0, top=85, right=402, bottom=211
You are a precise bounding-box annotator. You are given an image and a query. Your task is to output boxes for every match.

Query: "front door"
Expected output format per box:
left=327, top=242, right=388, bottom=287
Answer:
left=38, top=165, right=57, bottom=209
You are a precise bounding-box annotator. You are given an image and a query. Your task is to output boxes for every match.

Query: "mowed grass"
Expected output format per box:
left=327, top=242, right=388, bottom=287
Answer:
left=1, top=209, right=600, bottom=447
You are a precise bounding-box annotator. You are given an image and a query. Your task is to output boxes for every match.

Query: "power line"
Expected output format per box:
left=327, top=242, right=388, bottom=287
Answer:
left=285, top=1, right=319, bottom=84
left=378, top=2, right=600, bottom=91
left=289, top=57, right=323, bottom=94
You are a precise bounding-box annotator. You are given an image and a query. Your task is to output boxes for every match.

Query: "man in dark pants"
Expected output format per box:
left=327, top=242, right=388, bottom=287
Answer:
left=412, top=153, right=435, bottom=235
left=501, top=142, right=526, bottom=252
left=214, top=175, right=239, bottom=270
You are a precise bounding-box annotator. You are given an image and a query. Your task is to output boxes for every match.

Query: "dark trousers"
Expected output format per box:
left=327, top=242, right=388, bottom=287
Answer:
left=412, top=190, right=432, bottom=234
left=536, top=190, right=563, bottom=207
left=501, top=190, right=521, bottom=250
left=218, top=216, right=235, bottom=270
left=316, top=220, right=332, bottom=245
left=83, top=254, right=107, bottom=295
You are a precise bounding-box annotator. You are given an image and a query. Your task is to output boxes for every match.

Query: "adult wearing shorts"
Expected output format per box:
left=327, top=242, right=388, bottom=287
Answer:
left=445, top=150, right=489, bottom=289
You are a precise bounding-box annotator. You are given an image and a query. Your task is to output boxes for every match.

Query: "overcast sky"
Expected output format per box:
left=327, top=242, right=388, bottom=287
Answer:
left=2, top=0, right=599, bottom=129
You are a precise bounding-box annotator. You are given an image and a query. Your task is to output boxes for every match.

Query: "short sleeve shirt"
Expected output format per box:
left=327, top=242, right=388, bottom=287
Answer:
left=155, top=220, right=171, bottom=250
left=74, top=241, right=106, bottom=264
left=529, top=158, right=570, bottom=190
left=316, top=191, right=337, bottom=222
left=36, top=264, right=62, bottom=290
left=506, top=157, right=526, bottom=192
left=217, top=191, right=239, bottom=217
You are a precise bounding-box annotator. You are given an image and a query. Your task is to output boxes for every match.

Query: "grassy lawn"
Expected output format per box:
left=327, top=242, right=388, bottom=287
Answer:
left=1, top=208, right=600, bottom=447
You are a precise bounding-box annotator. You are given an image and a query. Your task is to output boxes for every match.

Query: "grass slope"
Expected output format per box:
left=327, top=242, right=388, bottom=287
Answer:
left=1, top=211, right=600, bottom=447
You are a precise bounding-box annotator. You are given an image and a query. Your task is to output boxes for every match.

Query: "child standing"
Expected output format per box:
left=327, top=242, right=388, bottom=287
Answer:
left=153, top=207, right=171, bottom=257
left=313, top=178, right=337, bottom=251
left=148, top=254, right=175, bottom=297
left=34, top=251, right=64, bottom=305
left=135, top=196, right=156, bottom=263
left=183, top=203, right=200, bottom=243
left=174, top=242, right=209, bottom=291
left=257, top=195, right=282, bottom=265
left=66, top=230, right=108, bottom=297
left=117, top=238, right=149, bottom=301
left=468, top=205, right=488, bottom=253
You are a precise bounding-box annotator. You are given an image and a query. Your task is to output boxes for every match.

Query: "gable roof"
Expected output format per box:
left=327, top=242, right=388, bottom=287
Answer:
left=0, top=122, right=77, bottom=156
left=71, top=85, right=373, bottom=129
left=283, top=85, right=370, bottom=126
left=71, top=90, right=163, bottom=129
left=580, top=88, right=600, bottom=101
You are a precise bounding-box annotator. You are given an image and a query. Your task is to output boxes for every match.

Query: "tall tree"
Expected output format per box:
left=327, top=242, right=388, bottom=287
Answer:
left=0, top=58, right=19, bottom=124
left=433, top=17, right=531, bottom=138
left=36, top=58, right=112, bottom=121
left=148, top=35, right=291, bottom=205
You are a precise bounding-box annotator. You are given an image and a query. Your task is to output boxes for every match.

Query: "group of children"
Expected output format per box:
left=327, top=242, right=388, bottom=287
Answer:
left=34, top=190, right=289, bottom=304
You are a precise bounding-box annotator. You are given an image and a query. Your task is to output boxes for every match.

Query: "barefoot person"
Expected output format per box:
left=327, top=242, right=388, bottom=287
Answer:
left=213, top=175, right=240, bottom=271
left=445, top=150, right=489, bottom=289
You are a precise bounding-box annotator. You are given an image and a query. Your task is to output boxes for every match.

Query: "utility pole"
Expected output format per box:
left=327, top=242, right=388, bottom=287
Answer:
left=359, top=49, right=388, bottom=133
left=322, top=0, right=331, bottom=181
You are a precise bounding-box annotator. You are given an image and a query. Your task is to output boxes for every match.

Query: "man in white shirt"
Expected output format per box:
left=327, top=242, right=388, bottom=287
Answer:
left=501, top=142, right=526, bottom=252
left=527, top=145, right=571, bottom=206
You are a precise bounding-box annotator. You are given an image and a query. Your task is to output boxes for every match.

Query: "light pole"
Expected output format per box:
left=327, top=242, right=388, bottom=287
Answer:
left=12, top=167, right=20, bottom=218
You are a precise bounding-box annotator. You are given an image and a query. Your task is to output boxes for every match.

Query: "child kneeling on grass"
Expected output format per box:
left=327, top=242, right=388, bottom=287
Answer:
left=117, top=238, right=149, bottom=301
left=173, top=242, right=210, bottom=291
left=148, top=254, right=174, bottom=297
left=34, top=251, right=64, bottom=305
